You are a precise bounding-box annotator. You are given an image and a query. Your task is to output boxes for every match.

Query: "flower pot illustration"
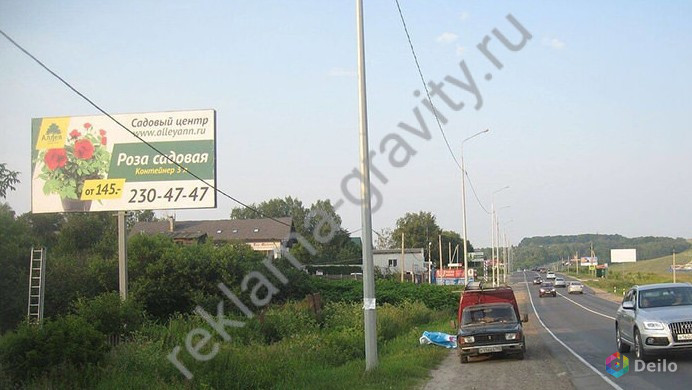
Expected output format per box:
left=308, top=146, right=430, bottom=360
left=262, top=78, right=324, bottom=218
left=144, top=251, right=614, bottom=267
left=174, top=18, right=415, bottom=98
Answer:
left=61, top=198, right=93, bottom=212
left=36, top=122, right=111, bottom=212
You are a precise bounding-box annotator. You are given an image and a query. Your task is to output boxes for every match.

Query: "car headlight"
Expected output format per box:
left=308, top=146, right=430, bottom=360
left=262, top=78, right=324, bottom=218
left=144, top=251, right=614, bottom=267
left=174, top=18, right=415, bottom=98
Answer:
left=643, top=321, right=665, bottom=330
left=505, top=333, right=519, bottom=340
left=462, top=336, right=475, bottom=343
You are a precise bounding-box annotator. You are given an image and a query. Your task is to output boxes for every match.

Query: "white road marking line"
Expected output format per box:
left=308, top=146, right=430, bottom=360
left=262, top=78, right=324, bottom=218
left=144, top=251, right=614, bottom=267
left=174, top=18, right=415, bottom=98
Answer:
left=556, top=292, right=616, bottom=320
left=522, top=273, right=624, bottom=390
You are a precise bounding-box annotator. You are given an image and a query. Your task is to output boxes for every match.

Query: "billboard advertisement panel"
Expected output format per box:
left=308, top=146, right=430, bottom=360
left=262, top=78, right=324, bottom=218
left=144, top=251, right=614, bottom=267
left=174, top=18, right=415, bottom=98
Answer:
left=611, top=249, right=637, bottom=263
left=580, top=257, right=598, bottom=267
left=31, top=109, right=216, bottom=213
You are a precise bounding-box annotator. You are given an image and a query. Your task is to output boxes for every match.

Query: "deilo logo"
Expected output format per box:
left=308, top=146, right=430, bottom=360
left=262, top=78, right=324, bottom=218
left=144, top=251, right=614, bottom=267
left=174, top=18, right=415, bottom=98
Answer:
left=605, top=352, right=629, bottom=378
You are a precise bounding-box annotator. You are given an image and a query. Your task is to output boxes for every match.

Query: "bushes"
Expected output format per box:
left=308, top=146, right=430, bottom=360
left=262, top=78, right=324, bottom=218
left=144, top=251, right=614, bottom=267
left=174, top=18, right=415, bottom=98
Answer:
left=255, top=301, right=319, bottom=343
left=72, top=292, right=145, bottom=336
left=308, top=278, right=459, bottom=313
left=0, top=315, right=108, bottom=383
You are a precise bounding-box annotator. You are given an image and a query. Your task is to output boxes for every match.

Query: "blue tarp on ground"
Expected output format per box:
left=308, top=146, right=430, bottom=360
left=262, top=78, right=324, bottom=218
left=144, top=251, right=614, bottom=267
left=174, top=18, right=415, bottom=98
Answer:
left=419, top=331, right=457, bottom=349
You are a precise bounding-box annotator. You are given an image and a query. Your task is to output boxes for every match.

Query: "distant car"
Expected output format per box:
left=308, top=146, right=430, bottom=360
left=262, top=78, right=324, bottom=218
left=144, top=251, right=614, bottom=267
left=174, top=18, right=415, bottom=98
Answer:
left=554, top=278, right=566, bottom=288
left=615, top=283, right=692, bottom=361
left=539, top=282, right=557, bottom=297
left=546, top=271, right=556, bottom=280
left=567, top=282, right=584, bottom=294
left=533, top=277, right=543, bottom=285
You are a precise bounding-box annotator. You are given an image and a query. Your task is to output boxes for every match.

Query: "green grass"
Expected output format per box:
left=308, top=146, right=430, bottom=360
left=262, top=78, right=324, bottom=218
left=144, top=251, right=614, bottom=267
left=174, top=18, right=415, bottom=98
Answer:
left=16, top=301, right=454, bottom=389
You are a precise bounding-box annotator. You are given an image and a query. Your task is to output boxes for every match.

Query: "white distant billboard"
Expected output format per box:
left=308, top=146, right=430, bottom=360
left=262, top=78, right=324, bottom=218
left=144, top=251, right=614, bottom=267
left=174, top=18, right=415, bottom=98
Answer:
left=611, top=249, right=637, bottom=263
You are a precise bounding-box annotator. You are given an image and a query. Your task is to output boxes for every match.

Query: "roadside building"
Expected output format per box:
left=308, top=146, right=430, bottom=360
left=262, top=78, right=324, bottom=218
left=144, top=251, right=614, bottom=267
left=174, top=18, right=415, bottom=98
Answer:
left=129, top=216, right=295, bottom=258
left=372, top=248, right=425, bottom=277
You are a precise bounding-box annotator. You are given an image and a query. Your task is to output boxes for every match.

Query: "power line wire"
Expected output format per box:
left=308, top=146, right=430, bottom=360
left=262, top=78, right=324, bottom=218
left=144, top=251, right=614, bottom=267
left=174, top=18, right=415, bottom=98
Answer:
left=393, top=1, right=491, bottom=215
left=0, top=28, right=291, bottom=228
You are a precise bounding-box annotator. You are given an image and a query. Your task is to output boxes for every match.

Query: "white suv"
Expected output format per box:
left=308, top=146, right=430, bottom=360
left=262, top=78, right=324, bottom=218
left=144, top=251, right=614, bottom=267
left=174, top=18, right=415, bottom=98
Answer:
left=546, top=271, right=556, bottom=280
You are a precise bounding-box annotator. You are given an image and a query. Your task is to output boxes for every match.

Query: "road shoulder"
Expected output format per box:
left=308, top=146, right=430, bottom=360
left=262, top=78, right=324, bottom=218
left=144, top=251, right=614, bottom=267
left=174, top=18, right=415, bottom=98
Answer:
left=422, top=280, right=614, bottom=390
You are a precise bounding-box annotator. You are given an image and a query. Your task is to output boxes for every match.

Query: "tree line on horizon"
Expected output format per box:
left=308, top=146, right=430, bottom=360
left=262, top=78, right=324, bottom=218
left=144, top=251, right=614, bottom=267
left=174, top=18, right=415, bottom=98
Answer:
left=513, top=233, right=690, bottom=269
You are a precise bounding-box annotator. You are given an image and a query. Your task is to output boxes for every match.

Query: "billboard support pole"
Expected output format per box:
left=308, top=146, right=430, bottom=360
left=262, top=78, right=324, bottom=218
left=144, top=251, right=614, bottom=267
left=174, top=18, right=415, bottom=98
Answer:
left=118, top=211, right=128, bottom=300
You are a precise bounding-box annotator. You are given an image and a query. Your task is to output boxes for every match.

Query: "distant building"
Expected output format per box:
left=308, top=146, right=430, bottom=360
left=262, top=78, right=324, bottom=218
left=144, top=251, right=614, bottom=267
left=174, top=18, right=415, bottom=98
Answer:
left=372, top=248, right=425, bottom=276
left=129, top=216, right=295, bottom=258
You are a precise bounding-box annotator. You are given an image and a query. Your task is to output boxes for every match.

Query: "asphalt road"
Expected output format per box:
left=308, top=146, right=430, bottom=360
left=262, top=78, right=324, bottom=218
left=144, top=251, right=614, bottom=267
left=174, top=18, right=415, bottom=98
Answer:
left=525, top=271, right=692, bottom=390
left=423, top=272, right=692, bottom=390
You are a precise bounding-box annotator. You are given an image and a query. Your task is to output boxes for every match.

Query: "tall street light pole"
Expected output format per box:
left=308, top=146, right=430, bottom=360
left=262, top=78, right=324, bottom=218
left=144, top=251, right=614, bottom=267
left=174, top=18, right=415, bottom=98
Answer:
left=461, top=129, right=489, bottom=285
left=356, top=0, right=377, bottom=371
left=497, top=210, right=510, bottom=284
left=491, top=186, right=509, bottom=286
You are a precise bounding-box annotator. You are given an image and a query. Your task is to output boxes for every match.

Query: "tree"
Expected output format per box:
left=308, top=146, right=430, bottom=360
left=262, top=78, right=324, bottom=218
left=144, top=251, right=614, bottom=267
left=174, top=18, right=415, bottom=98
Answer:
left=18, top=212, right=65, bottom=249
left=0, top=203, right=32, bottom=331
left=374, top=228, right=395, bottom=249
left=391, top=211, right=472, bottom=264
left=0, top=163, right=20, bottom=199
left=392, top=211, right=440, bottom=262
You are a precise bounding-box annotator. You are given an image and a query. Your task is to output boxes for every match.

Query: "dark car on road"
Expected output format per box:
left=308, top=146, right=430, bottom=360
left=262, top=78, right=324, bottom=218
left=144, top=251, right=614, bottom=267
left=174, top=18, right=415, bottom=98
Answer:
left=533, top=277, right=543, bottom=285
left=457, top=302, right=526, bottom=363
left=539, top=282, right=557, bottom=297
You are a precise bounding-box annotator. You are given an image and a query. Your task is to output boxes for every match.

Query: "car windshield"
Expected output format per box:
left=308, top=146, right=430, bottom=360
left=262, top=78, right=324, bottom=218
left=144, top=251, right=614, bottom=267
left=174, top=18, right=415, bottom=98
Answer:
left=556, top=278, right=564, bottom=281
left=542, top=283, right=553, bottom=287
left=639, top=287, right=692, bottom=308
left=462, top=305, right=517, bottom=325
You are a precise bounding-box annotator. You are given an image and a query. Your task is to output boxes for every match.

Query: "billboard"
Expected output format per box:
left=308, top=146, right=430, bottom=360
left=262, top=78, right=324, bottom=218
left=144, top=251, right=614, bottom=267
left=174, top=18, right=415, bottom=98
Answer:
left=611, top=249, right=637, bottom=263
left=31, top=109, right=216, bottom=213
left=580, top=257, right=598, bottom=267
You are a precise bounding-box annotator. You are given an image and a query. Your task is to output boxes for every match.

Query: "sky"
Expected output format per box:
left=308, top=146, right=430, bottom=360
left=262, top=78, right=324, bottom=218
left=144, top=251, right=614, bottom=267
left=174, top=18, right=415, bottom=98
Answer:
left=1, top=0, right=691, bottom=247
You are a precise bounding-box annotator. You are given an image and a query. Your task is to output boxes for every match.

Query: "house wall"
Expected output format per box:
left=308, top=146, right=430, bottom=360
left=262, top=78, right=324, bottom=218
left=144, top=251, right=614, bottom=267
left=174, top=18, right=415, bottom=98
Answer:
left=372, top=250, right=425, bottom=275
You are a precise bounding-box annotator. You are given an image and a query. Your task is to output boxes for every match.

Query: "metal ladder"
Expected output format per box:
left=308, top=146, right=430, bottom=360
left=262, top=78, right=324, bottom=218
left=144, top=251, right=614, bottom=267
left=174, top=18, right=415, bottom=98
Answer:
left=27, top=247, right=46, bottom=325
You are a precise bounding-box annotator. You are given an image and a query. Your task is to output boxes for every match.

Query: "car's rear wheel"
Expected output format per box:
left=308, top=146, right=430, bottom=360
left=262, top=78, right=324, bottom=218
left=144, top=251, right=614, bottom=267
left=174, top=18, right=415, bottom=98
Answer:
left=616, top=325, right=630, bottom=353
left=634, top=330, right=652, bottom=361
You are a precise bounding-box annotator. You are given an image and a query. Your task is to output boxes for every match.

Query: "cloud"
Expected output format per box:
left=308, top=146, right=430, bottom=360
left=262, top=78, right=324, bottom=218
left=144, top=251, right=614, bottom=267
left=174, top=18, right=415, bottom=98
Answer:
left=327, top=67, right=355, bottom=77
left=456, top=45, right=466, bottom=56
left=436, top=32, right=458, bottom=44
left=459, top=11, right=469, bottom=21
left=542, top=37, right=565, bottom=50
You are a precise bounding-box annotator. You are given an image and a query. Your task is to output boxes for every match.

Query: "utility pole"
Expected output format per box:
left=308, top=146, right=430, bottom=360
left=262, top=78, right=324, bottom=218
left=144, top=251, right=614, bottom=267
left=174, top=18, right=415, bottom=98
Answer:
left=673, top=249, right=677, bottom=283
left=448, top=242, right=452, bottom=269
left=355, top=0, right=377, bottom=370
left=491, top=204, right=496, bottom=287
left=428, top=240, right=432, bottom=284
left=461, top=129, right=489, bottom=286
left=400, top=232, right=405, bottom=283
left=576, top=250, right=579, bottom=275
left=438, top=234, right=443, bottom=272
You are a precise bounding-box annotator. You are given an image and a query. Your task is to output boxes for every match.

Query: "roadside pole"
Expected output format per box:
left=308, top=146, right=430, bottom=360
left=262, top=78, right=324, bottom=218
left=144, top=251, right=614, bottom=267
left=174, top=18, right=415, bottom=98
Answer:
left=438, top=235, right=443, bottom=272
left=673, top=249, right=677, bottom=283
left=355, top=0, right=378, bottom=370
left=117, top=211, right=128, bottom=300
left=400, top=233, right=405, bottom=283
